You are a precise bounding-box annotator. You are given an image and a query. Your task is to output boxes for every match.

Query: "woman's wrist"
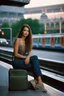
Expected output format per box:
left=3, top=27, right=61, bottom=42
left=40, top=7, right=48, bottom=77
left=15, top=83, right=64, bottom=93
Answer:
left=27, top=55, right=30, bottom=58
left=21, top=55, right=26, bottom=59
left=23, top=56, right=27, bottom=59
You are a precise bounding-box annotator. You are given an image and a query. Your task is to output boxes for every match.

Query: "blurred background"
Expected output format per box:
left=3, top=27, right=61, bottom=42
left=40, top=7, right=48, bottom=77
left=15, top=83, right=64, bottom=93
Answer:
left=0, top=0, right=64, bottom=51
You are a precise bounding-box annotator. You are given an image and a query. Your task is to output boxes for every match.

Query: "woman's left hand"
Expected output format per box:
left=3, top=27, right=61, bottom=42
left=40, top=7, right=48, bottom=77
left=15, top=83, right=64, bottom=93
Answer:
left=24, top=56, right=30, bottom=64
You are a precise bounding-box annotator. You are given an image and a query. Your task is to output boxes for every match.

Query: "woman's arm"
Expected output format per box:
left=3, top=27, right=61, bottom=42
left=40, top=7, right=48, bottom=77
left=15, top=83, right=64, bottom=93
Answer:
left=24, top=51, right=31, bottom=64
left=14, top=38, right=26, bottom=59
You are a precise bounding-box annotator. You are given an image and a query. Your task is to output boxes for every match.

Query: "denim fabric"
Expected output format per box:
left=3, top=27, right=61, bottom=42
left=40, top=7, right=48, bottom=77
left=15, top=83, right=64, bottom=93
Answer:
left=13, top=55, right=42, bottom=77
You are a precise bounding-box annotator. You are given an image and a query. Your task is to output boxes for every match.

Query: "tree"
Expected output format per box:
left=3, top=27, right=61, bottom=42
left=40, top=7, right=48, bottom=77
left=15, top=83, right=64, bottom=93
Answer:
left=1, top=22, right=10, bottom=39
left=11, top=18, right=44, bottom=38
left=39, top=24, right=44, bottom=34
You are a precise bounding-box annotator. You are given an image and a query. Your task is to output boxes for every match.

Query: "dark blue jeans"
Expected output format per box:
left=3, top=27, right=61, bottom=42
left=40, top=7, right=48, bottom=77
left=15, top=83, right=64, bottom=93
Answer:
left=12, top=55, right=42, bottom=77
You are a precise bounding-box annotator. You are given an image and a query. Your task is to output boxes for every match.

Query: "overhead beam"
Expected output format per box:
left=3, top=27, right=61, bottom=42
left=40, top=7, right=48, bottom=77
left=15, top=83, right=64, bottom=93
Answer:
left=0, top=0, right=30, bottom=7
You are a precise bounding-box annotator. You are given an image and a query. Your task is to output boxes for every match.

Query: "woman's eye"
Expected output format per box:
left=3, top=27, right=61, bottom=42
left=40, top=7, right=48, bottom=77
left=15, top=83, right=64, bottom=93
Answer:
left=24, top=30, right=29, bottom=32
left=24, top=30, right=27, bottom=31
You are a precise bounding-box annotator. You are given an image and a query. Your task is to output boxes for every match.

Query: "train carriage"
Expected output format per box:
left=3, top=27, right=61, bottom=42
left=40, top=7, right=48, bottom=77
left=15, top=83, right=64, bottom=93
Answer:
left=32, top=33, right=64, bottom=51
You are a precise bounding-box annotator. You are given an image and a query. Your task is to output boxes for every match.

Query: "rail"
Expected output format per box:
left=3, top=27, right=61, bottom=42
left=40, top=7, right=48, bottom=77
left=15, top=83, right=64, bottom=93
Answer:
left=0, top=49, right=64, bottom=92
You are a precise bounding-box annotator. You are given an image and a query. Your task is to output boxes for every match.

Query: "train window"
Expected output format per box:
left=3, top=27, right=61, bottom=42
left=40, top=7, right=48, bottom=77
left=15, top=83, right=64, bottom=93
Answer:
left=55, top=37, right=60, bottom=44
left=45, top=38, right=50, bottom=44
left=33, top=38, right=39, bottom=43
left=39, top=38, right=42, bottom=43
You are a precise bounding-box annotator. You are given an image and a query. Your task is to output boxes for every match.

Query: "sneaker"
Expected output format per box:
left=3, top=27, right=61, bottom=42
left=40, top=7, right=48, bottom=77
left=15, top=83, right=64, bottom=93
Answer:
left=35, top=83, right=47, bottom=93
left=30, top=79, right=36, bottom=89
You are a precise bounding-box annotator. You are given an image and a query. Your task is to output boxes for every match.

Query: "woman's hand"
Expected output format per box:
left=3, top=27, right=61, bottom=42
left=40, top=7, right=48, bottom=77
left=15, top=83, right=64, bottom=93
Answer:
left=24, top=56, right=30, bottom=64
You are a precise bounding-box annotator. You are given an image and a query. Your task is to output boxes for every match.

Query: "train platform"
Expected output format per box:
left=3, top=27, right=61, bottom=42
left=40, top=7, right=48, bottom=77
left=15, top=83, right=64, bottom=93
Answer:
left=0, top=61, right=64, bottom=96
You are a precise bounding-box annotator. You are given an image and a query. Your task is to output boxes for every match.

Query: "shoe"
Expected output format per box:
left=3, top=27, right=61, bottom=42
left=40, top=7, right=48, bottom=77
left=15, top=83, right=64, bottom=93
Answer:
left=30, top=79, right=36, bottom=89
left=35, top=83, right=47, bottom=93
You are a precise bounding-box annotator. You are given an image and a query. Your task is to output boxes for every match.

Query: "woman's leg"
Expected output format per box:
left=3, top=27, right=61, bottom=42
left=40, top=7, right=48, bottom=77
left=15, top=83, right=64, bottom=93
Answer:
left=30, top=55, right=42, bottom=82
left=13, top=58, right=32, bottom=70
left=13, top=57, right=43, bottom=83
left=30, top=55, right=47, bottom=92
left=13, top=57, right=47, bottom=92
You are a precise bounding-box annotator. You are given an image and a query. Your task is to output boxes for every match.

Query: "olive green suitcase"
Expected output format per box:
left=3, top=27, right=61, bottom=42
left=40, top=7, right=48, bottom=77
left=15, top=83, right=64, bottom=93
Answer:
left=9, top=69, right=28, bottom=91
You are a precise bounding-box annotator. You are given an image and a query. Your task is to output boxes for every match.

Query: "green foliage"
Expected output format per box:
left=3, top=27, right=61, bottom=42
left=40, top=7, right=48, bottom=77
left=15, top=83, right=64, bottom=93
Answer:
left=1, top=22, right=10, bottom=27
left=11, top=18, right=44, bottom=38
left=1, top=19, right=44, bottom=39
left=1, top=22, right=10, bottom=39
left=39, top=24, right=44, bottom=34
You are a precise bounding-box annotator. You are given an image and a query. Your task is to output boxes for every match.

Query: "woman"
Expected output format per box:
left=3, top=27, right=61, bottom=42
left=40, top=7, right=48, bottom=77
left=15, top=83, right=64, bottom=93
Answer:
left=13, top=24, right=47, bottom=92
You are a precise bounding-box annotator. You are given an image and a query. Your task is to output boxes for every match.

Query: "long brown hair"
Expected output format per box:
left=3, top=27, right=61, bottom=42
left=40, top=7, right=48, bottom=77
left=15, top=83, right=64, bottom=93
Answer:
left=18, top=24, right=33, bottom=52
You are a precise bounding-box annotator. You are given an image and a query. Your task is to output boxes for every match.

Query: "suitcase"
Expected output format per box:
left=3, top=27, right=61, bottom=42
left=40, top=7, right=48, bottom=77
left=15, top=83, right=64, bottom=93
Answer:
left=8, top=69, right=28, bottom=91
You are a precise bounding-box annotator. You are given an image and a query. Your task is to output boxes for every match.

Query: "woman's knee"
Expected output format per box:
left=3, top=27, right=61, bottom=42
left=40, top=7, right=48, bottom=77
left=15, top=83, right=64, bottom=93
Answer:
left=30, top=55, right=38, bottom=60
left=30, top=55, right=39, bottom=65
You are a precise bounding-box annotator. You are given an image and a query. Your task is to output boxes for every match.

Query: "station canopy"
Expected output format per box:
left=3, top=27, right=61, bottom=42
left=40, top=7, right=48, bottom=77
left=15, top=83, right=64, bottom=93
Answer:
left=0, top=0, right=30, bottom=6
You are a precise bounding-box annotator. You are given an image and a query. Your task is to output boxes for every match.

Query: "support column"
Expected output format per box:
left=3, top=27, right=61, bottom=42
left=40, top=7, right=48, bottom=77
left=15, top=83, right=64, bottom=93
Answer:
left=59, top=21, right=62, bottom=34
left=44, top=23, right=47, bottom=34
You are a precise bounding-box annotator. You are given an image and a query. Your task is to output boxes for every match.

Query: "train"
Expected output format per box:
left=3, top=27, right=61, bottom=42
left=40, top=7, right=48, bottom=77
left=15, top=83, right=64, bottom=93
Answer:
left=0, top=33, right=64, bottom=51
left=32, top=33, right=64, bottom=51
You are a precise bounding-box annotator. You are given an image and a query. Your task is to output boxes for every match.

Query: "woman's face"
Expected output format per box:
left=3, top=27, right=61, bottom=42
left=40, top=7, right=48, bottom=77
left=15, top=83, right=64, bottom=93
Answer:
left=22, top=27, right=29, bottom=38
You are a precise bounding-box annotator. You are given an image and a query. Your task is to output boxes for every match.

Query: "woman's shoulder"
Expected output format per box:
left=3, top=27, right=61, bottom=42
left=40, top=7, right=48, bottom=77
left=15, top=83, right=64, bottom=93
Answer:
left=16, top=38, right=20, bottom=41
left=14, top=38, right=20, bottom=44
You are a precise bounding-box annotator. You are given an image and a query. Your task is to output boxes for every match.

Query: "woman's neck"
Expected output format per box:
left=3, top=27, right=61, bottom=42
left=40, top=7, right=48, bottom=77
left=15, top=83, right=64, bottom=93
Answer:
left=21, top=36, right=26, bottom=40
